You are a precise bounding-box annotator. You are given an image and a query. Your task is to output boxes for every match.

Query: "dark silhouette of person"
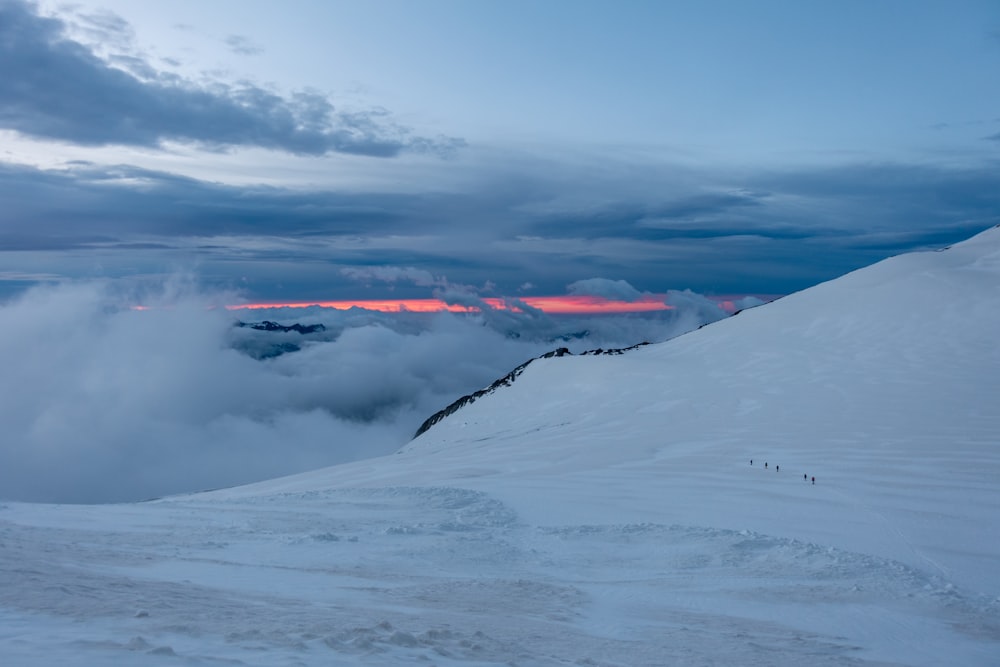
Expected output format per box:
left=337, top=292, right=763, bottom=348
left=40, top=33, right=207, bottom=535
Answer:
left=750, top=459, right=753, bottom=465
left=812, top=477, right=815, bottom=484
left=776, top=465, right=779, bottom=472
left=764, top=462, right=768, bottom=469
left=804, top=473, right=807, bottom=480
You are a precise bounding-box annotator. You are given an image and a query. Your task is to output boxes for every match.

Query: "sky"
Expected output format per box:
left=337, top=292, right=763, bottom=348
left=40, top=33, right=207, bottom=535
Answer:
left=1, top=0, right=998, bottom=306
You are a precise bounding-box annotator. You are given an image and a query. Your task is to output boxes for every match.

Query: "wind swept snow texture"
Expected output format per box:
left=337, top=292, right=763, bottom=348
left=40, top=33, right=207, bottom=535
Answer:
left=2, top=226, right=1000, bottom=665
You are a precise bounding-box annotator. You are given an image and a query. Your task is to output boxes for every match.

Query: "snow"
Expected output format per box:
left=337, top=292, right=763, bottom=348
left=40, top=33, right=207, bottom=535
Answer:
left=2, top=226, right=1000, bottom=665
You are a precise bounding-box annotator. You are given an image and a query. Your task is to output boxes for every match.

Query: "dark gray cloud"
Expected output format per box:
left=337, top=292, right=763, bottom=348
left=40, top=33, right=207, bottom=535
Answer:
left=531, top=191, right=819, bottom=243
left=0, top=1, right=463, bottom=156
left=747, top=163, right=1000, bottom=247
left=0, top=161, right=409, bottom=240
left=341, top=266, right=449, bottom=288
left=529, top=162, right=1000, bottom=254
left=645, top=190, right=767, bottom=221
left=0, top=155, right=997, bottom=300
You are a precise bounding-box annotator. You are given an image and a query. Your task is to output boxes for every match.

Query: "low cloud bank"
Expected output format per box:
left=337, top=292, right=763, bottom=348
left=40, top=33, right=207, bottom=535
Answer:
left=0, top=278, right=735, bottom=503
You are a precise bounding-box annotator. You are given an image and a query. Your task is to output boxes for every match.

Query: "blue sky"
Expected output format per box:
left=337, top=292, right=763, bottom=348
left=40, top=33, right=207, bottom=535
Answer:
left=1, top=0, right=998, bottom=303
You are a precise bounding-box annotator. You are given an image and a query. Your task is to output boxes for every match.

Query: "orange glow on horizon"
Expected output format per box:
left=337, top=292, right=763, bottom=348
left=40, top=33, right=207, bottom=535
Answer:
left=226, top=295, right=675, bottom=315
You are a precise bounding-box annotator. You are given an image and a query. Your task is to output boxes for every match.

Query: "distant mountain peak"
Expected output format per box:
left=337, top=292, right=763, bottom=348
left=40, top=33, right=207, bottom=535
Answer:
left=235, top=320, right=326, bottom=334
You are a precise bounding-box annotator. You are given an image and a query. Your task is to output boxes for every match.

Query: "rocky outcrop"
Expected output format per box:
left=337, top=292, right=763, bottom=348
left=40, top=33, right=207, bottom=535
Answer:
left=413, top=342, right=649, bottom=438
left=236, top=320, right=326, bottom=334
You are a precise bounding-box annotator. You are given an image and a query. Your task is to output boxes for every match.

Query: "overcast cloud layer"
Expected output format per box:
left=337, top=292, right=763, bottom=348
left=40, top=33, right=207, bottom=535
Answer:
left=2, top=157, right=997, bottom=303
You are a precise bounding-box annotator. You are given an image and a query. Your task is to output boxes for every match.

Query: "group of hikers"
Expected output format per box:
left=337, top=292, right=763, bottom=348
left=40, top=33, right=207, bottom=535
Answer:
left=750, top=459, right=814, bottom=484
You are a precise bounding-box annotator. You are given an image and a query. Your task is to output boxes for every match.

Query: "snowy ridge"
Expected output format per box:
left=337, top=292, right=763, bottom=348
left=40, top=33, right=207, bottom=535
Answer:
left=414, top=341, right=649, bottom=438
left=2, top=226, right=1000, bottom=665
left=413, top=346, right=575, bottom=438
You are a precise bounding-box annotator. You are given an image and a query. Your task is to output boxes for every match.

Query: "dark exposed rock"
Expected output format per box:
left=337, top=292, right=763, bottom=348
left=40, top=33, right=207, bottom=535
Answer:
left=236, top=320, right=326, bottom=334
left=413, top=342, right=649, bottom=439
left=579, top=341, right=648, bottom=356
left=231, top=320, right=326, bottom=359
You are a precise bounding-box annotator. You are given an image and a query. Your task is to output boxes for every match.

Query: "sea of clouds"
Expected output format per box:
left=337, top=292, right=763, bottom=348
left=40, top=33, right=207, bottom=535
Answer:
left=0, top=277, right=757, bottom=503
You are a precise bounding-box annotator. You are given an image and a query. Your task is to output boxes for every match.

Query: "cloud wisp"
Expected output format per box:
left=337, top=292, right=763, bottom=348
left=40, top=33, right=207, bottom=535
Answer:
left=0, top=0, right=463, bottom=157
left=225, top=34, right=264, bottom=56
left=568, top=278, right=644, bottom=302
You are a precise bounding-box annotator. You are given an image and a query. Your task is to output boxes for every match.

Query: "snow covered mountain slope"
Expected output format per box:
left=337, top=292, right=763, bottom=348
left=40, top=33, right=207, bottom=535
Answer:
left=2, top=226, right=999, bottom=666
left=251, top=224, right=1000, bottom=588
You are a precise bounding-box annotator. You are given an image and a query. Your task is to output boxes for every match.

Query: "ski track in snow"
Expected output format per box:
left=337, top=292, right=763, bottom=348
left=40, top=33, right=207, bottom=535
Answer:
left=2, top=486, right=998, bottom=666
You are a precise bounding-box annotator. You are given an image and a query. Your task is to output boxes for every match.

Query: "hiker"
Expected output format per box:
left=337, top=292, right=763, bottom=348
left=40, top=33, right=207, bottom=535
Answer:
left=804, top=473, right=807, bottom=481
left=764, top=462, right=767, bottom=469
left=750, top=459, right=753, bottom=465
left=776, top=465, right=779, bottom=472
left=811, top=476, right=815, bottom=485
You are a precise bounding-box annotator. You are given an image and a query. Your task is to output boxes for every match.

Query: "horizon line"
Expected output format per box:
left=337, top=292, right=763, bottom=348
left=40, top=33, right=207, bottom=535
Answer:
left=224, top=294, right=776, bottom=315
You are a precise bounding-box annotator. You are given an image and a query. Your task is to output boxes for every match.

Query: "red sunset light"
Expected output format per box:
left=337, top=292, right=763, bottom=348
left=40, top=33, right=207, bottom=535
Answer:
left=227, top=295, right=675, bottom=315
